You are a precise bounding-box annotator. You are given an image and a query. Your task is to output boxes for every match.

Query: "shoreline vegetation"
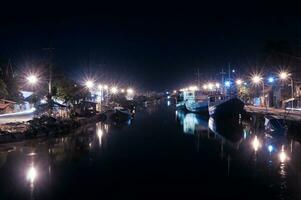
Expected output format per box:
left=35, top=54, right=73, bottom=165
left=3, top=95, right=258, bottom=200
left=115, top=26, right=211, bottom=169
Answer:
left=0, top=95, right=163, bottom=144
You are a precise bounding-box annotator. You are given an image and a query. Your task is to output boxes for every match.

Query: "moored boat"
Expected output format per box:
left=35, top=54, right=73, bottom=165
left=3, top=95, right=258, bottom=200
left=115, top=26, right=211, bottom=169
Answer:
left=208, top=96, right=244, bottom=119
left=185, top=101, right=208, bottom=113
left=176, top=89, right=208, bottom=114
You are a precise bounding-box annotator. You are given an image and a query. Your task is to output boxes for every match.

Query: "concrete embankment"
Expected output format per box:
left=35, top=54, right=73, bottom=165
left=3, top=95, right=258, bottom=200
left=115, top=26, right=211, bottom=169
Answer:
left=245, top=105, right=301, bottom=122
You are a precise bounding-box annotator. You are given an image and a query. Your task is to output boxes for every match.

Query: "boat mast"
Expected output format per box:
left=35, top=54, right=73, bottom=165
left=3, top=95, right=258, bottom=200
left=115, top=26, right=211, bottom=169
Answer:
left=220, top=68, right=226, bottom=94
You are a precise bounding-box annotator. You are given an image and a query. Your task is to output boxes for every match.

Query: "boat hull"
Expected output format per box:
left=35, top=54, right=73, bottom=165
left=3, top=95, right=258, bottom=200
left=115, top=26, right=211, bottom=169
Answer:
left=176, top=101, right=186, bottom=110
left=209, top=97, right=244, bottom=119
left=185, top=101, right=208, bottom=114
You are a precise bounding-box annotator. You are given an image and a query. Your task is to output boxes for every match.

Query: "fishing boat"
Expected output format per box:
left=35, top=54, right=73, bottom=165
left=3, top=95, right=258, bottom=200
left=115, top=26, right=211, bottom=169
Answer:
left=185, top=94, right=208, bottom=114
left=175, top=92, right=186, bottom=110
left=176, top=89, right=208, bottom=114
left=208, top=95, right=244, bottom=119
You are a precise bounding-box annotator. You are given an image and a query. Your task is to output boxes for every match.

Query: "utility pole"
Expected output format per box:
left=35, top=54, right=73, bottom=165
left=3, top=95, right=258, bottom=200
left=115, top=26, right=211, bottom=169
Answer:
left=43, top=47, right=55, bottom=115
left=228, top=62, right=231, bottom=80
left=43, top=47, right=55, bottom=97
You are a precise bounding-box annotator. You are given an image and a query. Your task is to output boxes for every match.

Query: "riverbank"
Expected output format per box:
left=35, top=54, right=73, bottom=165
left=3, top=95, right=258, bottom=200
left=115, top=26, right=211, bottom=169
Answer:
left=0, top=113, right=106, bottom=144
left=245, top=105, right=301, bottom=122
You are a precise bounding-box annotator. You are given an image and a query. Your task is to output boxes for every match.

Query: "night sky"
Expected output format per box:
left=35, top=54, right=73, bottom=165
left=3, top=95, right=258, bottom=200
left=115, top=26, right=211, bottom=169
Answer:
left=0, top=2, right=301, bottom=91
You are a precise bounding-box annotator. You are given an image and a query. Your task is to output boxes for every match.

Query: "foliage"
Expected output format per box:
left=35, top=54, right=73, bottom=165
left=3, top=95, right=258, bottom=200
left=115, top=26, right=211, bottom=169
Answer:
left=0, top=79, right=8, bottom=98
left=53, top=76, right=89, bottom=105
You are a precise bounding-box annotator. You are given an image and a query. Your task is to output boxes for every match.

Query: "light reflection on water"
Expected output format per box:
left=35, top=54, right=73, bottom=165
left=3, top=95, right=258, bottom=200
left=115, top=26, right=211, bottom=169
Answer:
left=175, top=109, right=298, bottom=198
left=0, top=119, right=133, bottom=199
left=0, top=103, right=300, bottom=199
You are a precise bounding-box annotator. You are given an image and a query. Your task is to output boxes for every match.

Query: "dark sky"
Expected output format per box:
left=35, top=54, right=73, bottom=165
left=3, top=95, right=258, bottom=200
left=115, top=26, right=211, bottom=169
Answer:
left=1, top=2, right=301, bottom=91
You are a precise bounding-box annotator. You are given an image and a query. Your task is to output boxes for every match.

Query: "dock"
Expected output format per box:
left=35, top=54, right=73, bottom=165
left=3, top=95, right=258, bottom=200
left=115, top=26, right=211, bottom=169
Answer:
left=245, top=105, right=301, bottom=122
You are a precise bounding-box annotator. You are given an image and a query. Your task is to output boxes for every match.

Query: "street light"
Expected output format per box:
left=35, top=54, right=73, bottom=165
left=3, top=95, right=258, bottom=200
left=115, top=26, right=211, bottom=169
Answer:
left=251, top=74, right=265, bottom=106
left=251, top=74, right=262, bottom=84
left=215, top=83, right=220, bottom=89
left=98, top=84, right=103, bottom=90
left=268, top=77, right=275, bottom=83
left=225, top=81, right=231, bottom=87
left=279, top=71, right=294, bottom=101
left=26, top=74, right=38, bottom=85
left=85, top=80, right=94, bottom=89
left=279, top=71, right=289, bottom=80
left=208, top=83, right=214, bottom=90
left=111, top=87, right=118, bottom=94
left=127, top=88, right=134, bottom=95
left=236, top=79, right=242, bottom=86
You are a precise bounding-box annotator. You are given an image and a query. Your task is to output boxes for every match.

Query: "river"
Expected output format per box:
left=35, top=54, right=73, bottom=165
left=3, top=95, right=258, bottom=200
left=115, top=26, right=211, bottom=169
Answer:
left=0, top=99, right=300, bottom=199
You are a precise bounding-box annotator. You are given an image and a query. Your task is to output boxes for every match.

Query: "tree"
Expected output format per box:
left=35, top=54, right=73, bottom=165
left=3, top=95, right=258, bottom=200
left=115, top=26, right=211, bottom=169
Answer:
left=0, top=79, right=8, bottom=98
left=53, top=76, right=89, bottom=105
left=0, top=58, right=23, bottom=102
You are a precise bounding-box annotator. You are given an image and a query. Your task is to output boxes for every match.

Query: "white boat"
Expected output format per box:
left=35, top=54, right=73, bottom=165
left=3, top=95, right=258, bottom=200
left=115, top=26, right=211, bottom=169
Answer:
left=177, top=90, right=208, bottom=114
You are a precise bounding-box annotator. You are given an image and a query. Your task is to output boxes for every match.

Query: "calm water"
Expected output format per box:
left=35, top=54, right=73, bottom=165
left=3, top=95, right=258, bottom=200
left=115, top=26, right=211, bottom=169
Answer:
left=1, top=100, right=301, bottom=199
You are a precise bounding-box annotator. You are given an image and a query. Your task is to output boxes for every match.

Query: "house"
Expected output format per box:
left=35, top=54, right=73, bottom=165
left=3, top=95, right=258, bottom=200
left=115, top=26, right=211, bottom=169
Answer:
left=0, top=99, right=16, bottom=114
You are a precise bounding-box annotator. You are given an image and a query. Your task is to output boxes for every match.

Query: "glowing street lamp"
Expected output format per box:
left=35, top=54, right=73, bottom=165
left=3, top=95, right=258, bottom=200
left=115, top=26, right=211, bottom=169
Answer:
left=268, top=77, right=275, bottom=83
left=202, top=84, right=208, bottom=90
left=103, top=85, right=108, bottom=90
left=85, top=80, right=94, bottom=89
left=225, top=81, right=231, bottom=87
left=207, top=83, right=214, bottom=90
left=215, top=83, right=220, bottom=89
left=279, top=71, right=290, bottom=80
left=251, top=74, right=265, bottom=106
left=98, top=84, right=103, bottom=90
left=279, top=71, right=294, bottom=101
left=236, top=79, right=242, bottom=86
left=251, top=74, right=262, bottom=84
left=127, top=88, right=134, bottom=95
left=111, top=87, right=118, bottom=94
left=26, top=74, right=38, bottom=85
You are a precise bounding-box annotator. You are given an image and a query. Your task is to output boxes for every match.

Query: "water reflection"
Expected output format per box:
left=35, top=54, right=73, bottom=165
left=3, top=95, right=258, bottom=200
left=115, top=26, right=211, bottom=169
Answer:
left=176, top=110, right=208, bottom=135
left=0, top=118, right=135, bottom=199
left=176, top=110, right=298, bottom=197
left=252, top=135, right=261, bottom=152
left=26, top=165, right=37, bottom=186
left=96, top=122, right=108, bottom=147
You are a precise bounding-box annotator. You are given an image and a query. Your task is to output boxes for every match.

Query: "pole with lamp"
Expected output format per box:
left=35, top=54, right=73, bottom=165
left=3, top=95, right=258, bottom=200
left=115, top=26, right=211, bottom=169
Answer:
left=251, top=74, right=265, bottom=108
left=279, top=71, right=294, bottom=109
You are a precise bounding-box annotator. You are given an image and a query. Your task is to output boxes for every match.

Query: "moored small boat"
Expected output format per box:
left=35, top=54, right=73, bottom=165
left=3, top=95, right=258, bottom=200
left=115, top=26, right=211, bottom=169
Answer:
left=185, top=101, right=208, bottom=113
left=208, top=96, right=244, bottom=119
